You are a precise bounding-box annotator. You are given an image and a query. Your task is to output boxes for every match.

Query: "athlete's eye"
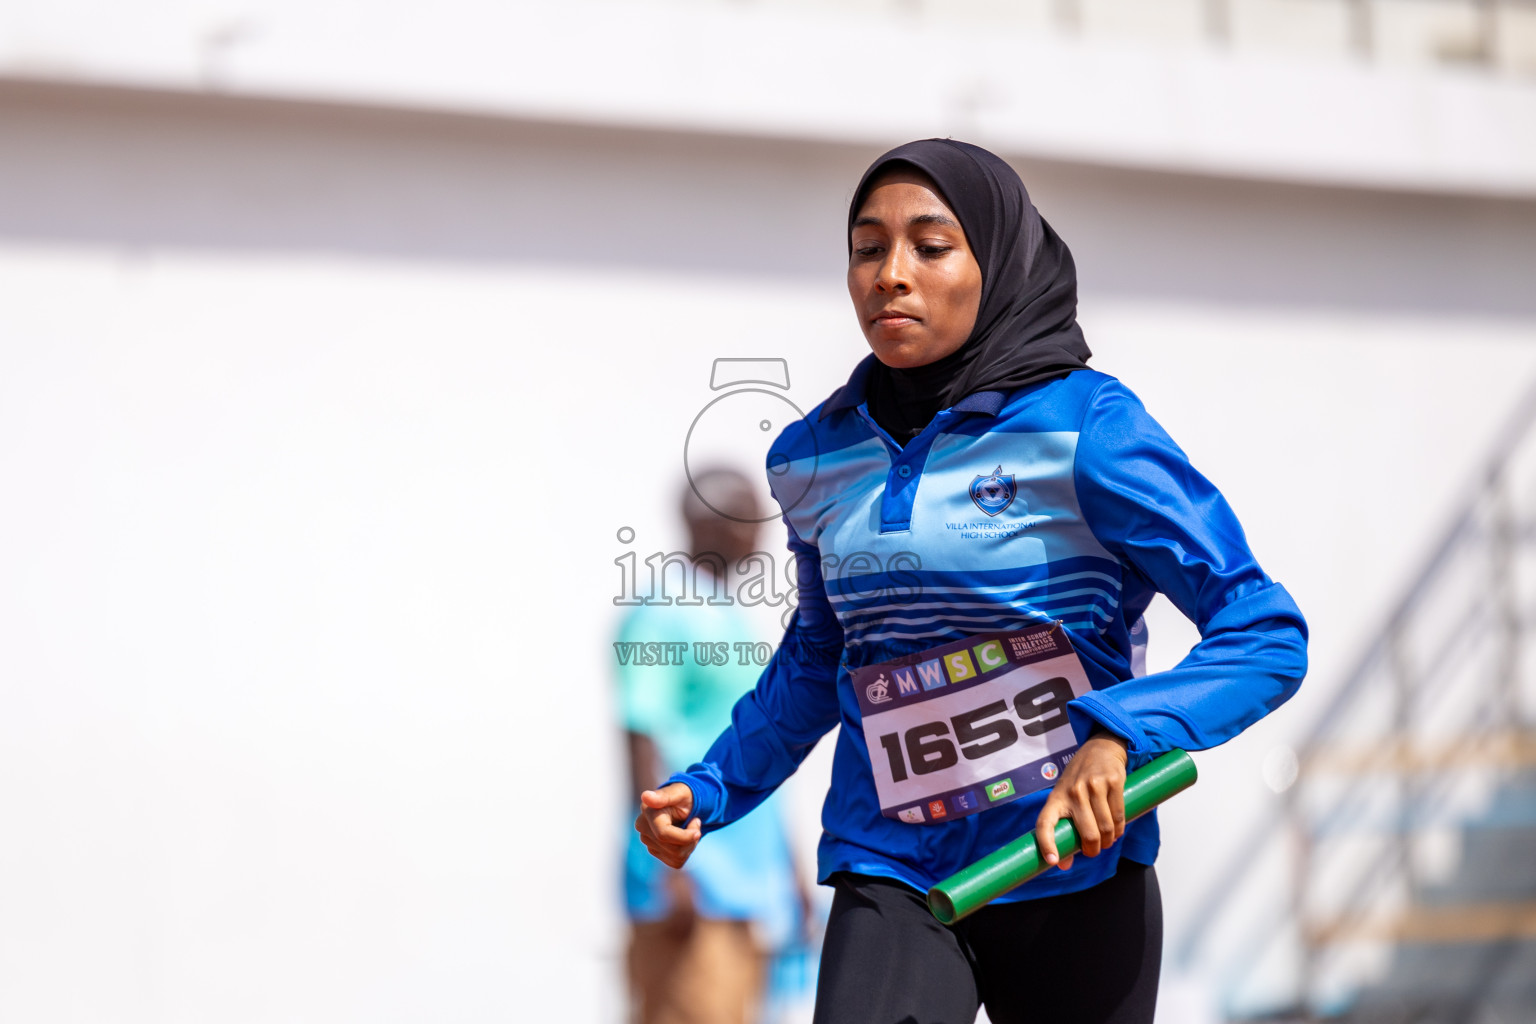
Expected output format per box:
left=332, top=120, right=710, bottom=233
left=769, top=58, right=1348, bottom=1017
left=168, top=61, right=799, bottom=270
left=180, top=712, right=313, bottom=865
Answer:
left=918, top=245, right=953, bottom=258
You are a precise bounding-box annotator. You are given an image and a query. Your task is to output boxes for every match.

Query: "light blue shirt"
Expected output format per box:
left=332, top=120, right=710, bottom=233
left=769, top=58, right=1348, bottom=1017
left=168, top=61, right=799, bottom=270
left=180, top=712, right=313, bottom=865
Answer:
left=617, top=598, right=798, bottom=945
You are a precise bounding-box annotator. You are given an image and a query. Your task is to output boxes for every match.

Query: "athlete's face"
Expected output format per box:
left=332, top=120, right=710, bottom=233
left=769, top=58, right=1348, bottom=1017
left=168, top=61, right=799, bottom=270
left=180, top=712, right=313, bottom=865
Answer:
left=848, top=170, right=983, bottom=369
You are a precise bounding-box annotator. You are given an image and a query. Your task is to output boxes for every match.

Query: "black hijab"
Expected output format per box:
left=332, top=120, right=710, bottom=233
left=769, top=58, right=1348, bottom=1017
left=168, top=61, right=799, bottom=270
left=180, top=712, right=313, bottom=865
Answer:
left=850, top=139, right=1092, bottom=445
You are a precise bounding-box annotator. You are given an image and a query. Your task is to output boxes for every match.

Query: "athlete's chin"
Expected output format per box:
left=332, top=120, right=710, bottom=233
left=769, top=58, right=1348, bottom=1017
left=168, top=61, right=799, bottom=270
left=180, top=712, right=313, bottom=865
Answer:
left=868, top=335, right=955, bottom=370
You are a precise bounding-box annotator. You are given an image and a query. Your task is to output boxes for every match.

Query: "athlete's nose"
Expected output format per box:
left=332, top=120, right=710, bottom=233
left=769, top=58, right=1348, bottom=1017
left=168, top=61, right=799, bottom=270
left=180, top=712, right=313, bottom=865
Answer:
left=876, top=244, right=913, bottom=295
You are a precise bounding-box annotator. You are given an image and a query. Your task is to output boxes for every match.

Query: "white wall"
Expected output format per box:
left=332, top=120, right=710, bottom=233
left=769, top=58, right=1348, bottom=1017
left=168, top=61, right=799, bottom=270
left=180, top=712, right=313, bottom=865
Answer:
left=4, top=0, right=1536, bottom=197
left=2, top=80, right=1535, bottom=1021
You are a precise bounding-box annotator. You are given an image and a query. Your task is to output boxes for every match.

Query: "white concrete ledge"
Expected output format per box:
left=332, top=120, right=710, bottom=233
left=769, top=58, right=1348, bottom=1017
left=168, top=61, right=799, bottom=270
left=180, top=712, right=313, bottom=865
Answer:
left=3, top=0, right=1534, bottom=198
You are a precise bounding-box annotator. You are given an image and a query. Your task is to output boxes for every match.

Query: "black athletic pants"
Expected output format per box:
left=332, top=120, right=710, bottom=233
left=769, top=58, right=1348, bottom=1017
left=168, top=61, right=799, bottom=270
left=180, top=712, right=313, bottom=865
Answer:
left=812, top=860, right=1161, bottom=1024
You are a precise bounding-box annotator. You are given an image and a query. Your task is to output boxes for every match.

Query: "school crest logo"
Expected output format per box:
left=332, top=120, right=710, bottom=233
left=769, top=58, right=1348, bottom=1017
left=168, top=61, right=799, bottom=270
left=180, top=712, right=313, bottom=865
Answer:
left=969, top=466, right=1017, bottom=517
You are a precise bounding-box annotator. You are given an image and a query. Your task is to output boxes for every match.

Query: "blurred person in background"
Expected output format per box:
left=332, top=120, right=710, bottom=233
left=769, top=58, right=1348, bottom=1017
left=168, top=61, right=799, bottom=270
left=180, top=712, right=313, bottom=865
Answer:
left=616, top=468, right=809, bottom=1024
left=635, top=140, right=1308, bottom=1024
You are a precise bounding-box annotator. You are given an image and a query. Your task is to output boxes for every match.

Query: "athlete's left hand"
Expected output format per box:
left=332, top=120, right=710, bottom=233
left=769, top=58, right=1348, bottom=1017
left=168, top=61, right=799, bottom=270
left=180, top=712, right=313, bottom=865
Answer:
left=1034, top=732, right=1129, bottom=871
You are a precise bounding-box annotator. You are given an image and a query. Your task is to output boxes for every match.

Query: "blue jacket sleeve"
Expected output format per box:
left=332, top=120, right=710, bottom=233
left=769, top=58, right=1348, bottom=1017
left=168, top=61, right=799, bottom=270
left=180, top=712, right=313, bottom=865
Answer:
left=667, top=522, right=845, bottom=831
left=1068, top=378, right=1308, bottom=766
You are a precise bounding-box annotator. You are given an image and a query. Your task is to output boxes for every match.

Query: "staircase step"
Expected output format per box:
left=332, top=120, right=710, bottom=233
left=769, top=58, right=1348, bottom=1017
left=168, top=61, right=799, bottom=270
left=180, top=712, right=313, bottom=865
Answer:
left=1307, top=901, right=1536, bottom=945
left=1303, top=732, right=1536, bottom=775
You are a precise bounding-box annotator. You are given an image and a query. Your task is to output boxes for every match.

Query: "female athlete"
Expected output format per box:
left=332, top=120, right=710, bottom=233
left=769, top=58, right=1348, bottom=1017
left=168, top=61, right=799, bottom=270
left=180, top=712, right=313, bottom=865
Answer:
left=635, top=139, right=1308, bottom=1024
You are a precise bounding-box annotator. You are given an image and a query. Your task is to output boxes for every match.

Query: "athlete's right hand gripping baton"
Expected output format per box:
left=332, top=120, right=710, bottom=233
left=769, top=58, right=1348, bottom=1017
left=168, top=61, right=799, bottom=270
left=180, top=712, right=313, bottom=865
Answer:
left=926, top=749, right=1198, bottom=924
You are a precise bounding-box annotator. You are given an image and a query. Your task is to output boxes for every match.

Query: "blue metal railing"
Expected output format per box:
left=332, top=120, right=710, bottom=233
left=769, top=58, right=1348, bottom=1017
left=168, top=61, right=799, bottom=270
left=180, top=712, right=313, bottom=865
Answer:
left=1177, top=375, right=1536, bottom=1017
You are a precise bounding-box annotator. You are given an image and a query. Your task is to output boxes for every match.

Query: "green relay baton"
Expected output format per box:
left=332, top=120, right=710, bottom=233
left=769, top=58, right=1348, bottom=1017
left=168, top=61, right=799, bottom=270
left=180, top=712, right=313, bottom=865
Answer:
left=926, top=750, right=1198, bottom=924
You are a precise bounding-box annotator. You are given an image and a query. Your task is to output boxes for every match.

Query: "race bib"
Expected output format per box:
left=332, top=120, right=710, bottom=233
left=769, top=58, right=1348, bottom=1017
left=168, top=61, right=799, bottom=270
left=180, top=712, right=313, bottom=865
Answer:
left=853, top=622, right=1092, bottom=825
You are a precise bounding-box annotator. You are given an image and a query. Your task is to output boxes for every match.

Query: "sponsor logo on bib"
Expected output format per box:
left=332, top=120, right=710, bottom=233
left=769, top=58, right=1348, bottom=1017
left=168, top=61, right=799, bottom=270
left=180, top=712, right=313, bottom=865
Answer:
left=866, top=674, right=892, bottom=704
left=928, top=800, right=948, bottom=819
left=987, top=778, right=1016, bottom=802
left=898, top=807, right=925, bottom=824
left=1041, top=762, right=1059, bottom=782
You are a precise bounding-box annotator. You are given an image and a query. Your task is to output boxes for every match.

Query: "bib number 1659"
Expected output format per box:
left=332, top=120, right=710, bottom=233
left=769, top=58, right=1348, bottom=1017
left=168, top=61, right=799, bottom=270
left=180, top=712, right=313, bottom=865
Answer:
left=876, top=677, right=1074, bottom=782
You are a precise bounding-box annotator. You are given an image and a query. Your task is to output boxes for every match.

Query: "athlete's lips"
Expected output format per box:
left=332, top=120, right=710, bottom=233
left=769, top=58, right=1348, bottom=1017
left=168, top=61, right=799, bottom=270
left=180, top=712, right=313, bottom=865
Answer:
left=872, top=309, right=922, bottom=327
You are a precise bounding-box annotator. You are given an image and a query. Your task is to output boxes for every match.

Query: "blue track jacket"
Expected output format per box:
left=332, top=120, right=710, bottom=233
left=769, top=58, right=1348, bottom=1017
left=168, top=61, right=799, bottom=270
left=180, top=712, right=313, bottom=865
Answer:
left=668, top=361, right=1308, bottom=901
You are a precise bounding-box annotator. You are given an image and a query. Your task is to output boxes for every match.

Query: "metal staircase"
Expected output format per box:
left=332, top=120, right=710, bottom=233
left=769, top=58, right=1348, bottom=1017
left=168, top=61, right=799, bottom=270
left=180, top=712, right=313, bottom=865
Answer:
left=1178, top=381, right=1536, bottom=1022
